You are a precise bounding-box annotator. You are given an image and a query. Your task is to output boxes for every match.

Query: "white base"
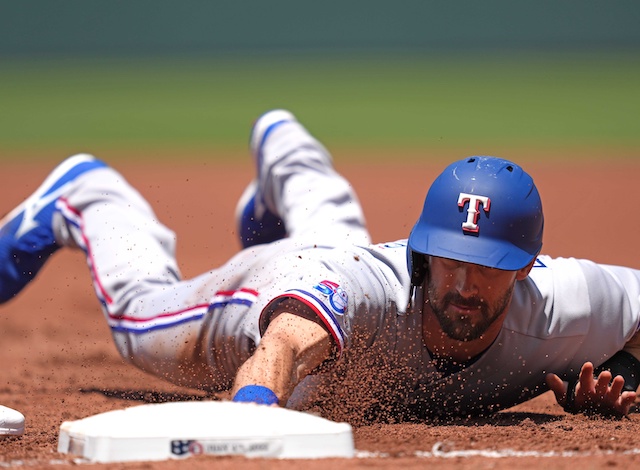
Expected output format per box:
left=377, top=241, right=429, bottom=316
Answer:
left=58, top=401, right=354, bottom=463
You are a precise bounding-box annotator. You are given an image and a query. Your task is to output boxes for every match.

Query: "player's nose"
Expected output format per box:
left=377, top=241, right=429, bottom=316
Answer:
left=453, top=265, right=480, bottom=297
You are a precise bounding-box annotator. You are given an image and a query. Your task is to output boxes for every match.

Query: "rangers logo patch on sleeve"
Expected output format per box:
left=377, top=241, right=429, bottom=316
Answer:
left=313, top=280, right=348, bottom=315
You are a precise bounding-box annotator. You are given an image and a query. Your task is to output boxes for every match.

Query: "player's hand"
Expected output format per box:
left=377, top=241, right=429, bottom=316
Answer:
left=545, top=361, right=637, bottom=417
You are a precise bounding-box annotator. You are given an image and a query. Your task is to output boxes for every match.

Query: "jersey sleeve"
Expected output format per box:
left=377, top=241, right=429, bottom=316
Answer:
left=259, top=279, right=350, bottom=356
left=252, top=242, right=408, bottom=360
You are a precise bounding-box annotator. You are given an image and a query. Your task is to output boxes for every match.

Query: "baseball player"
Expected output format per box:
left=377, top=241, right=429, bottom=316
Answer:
left=1, top=110, right=639, bottom=421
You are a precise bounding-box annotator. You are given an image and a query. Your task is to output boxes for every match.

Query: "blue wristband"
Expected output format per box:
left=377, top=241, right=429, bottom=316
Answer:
left=232, top=385, right=279, bottom=405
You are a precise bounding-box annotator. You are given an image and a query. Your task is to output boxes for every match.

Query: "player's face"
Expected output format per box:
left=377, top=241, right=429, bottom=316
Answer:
left=425, top=256, right=518, bottom=342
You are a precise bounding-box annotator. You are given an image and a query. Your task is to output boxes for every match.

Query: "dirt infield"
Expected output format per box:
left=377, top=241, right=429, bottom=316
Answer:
left=2, top=155, right=640, bottom=469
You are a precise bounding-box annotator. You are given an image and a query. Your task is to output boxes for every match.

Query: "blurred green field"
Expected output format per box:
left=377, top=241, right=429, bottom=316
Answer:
left=0, top=53, right=638, bottom=161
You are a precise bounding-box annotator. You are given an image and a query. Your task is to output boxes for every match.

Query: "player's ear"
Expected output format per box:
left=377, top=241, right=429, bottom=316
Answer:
left=516, top=255, right=538, bottom=281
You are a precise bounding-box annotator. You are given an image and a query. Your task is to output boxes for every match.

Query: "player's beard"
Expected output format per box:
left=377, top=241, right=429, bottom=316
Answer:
left=426, top=278, right=513, bottom=342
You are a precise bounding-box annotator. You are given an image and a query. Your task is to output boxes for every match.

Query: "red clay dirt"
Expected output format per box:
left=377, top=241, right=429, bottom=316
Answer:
left=2, top=154, right=640, bottom=469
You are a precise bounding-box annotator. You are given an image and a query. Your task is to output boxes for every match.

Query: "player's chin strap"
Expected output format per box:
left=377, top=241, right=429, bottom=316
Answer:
left=563, top=350, right=640, bottom=414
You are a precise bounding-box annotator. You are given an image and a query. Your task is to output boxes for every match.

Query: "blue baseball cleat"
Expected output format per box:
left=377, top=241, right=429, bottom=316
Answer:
left=235, top=110, right=296, bottom=248
left=0, top=154, right=107, bottom=303
left=235, top=180, right=287, bottom=249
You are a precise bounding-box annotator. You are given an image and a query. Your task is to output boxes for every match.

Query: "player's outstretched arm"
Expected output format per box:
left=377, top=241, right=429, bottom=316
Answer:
left=230, top=308, right=333, bottom=407
left=546, top=361, right=637, bottom=417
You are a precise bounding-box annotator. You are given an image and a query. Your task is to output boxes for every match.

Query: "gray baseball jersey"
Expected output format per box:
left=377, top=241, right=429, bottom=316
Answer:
left=286, top=250, right=640, bottom=416
left=52, top=119, right=640, bottom=418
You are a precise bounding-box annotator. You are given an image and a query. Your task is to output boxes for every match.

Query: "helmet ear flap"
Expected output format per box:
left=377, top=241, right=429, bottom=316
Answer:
left=410, top=251, right=428, bottom=288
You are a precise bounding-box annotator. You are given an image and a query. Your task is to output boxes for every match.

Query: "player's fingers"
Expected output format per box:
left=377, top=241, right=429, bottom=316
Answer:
left=579, top=362, right=595, bottom=382
left=607, top=391, right=637, bottom=417
left=545, top=373, right=567, bottom=404
left=619, top=391, right=637, bottom=415
left=577, top=362, right=596, bottom=398
left=594, top=370, right=612, bottom=399
left=609, top=375, right=626, bottom=398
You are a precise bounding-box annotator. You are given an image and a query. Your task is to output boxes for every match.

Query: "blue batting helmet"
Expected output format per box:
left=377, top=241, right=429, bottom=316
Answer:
left=407, top=156, right=543, bottom=286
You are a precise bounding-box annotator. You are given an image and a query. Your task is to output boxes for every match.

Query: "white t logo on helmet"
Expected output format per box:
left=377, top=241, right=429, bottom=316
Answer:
left=458, top=193, right=491, bottom=233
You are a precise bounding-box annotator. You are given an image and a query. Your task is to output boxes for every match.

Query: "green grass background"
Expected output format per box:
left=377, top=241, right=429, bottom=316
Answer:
left=0, top=53, right=638, bottom=162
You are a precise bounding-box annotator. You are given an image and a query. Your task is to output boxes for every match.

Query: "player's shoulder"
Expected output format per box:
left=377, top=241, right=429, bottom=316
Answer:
left=507, top=255, right=596, bottom=338
left=509, top=255, right=640, bottom=338
left=518, top=255, right=588, bottom=294
left=526, top=254, right=617, bottom=283
left=529, top=254, right=586, bottom=272
left=370, top=239, right=408, bottom=250
left=530, top=255, right=640, bottom=287
left=363, top=239, right=410, bottom=266
left=525, top=254, right=621, bottom=306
